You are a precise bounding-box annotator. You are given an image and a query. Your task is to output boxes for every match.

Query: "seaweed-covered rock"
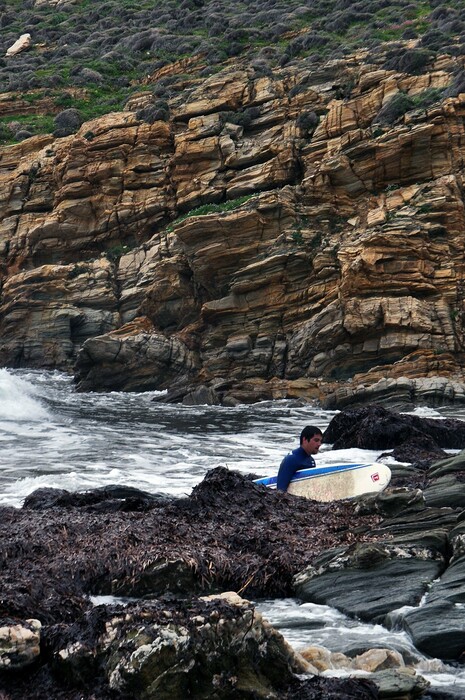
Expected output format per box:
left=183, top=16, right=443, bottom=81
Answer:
left=0, top=468, right=381, bottom=624
left=282, top=676, right=379, bottom=699
left=324, top=405, right=465, bottom=452
left=23, top=484, right=172, bottom=512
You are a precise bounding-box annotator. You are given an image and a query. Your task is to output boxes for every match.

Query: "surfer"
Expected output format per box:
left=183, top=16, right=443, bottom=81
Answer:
left=277, top=426, right=323, bottom=491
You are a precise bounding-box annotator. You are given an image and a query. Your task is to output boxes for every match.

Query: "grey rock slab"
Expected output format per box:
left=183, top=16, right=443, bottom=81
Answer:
left=428, top=450, right=465, bottom=478
left=401, top=600, right=465, bottom=659
left=423, top=475, right=465, bottom=508
left=369, top=667, right=430, bottom=698
left=294, top=542, right=444, bottom=624
left=395, top=551, right=465, bottom=659
left=371, top=506, right=459, bottom=557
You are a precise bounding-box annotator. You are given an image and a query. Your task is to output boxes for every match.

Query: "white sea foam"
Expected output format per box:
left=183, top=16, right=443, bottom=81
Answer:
left=409, top=406, right=445, bottom=418
left=0, top=368, right=50, bottom=421
left=0, top=370, right=428, bottom=506
left=256, top=598, right=465, bottom=693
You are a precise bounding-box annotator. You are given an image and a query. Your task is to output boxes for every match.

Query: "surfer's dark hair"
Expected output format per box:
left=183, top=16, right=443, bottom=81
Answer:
left=300, top=425, right=322, bottom=444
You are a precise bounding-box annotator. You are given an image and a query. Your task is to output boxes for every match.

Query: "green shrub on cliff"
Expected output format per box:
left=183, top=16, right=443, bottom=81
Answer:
left=373, top=92, right=415, bottom=125
left=383, top=47, right=435, bottom=74
left=0, top=115, right=54, bottom=145
left=372, top=85, right=447, bottom=127
left=166, top=195, right=257, bottom=231
left=0, top=0, right=464, bottom=130
left=413, top=87, right=445, bottom=109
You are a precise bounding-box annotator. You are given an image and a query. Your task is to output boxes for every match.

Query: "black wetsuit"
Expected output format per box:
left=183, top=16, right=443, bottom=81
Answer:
left=276, top=446, right=316, bottom=491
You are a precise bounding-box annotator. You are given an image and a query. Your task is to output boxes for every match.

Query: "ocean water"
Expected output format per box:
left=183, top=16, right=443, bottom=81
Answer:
left=2, top=367, right=465, bottom=696
left=0, top=367, right=382, bottom=507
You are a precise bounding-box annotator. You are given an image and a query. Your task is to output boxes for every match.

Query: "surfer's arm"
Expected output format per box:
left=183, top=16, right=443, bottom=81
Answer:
left=276, top=455, right=296, bottom=491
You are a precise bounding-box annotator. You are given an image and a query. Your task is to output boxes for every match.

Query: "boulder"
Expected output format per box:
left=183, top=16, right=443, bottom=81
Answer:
left=5, top=33, right=31, bottom=57
left=369, top=668, right=430, bottom=699
left=49, top=596, right=311, bottom=700
left=74, top=317, right=200, bottom=392
left=352, top=648, right=405, bottom=672
left=300, top=646, right=430, bottom=697
left=0, top=619, right=41, bottom=670
left=323, top=405, right=465, bottom=452
left=53, top=108, right=83, bottom=137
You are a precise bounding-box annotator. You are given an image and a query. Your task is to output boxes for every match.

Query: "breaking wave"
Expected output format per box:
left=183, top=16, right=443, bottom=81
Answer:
left=0, top=368, right=50, bottom=421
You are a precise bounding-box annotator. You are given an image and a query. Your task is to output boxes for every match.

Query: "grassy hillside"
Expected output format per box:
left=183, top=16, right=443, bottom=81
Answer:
left=0, top=0, right=465, bottom=142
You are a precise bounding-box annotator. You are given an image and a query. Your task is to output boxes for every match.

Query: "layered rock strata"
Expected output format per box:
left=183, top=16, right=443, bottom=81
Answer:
left=2, top=52, right=465, bottom=404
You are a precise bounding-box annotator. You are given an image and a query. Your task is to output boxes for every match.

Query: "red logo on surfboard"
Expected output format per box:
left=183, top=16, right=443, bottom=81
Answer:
left=371, top=473, right=380, bottom=482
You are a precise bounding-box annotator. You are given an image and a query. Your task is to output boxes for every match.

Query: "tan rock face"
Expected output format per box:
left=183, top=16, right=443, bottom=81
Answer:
left=2, top=52, right=465, bottom=403
left=0, top=259, right=120, bottom=367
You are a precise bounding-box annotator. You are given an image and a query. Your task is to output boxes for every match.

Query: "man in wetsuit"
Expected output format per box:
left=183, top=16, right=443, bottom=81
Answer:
left=277, top=425, right=323, bottom=491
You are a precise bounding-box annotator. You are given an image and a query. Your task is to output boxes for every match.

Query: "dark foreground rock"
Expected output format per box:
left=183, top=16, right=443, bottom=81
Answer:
left=43, top=594, right=309, bottom=700
left=0, top=593, right=316, bottom=700
left=22, top=483, right=173, bottom=512
left=0, top=468, right=385, bottom=699
left=3, top=432, right=465, bottom=697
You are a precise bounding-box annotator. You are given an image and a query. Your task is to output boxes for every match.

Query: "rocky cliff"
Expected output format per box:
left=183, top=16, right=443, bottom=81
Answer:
left=2, top=46, right=465, bottom=407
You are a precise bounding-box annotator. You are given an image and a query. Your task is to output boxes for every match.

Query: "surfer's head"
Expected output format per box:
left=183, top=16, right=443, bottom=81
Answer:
left=300, top=426, right=323, bottom=455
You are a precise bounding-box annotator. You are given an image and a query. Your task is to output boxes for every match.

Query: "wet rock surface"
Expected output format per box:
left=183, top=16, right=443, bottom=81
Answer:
left=293, top=406, right=465, bottom=665
left=323, top=404, right=465, bottom=452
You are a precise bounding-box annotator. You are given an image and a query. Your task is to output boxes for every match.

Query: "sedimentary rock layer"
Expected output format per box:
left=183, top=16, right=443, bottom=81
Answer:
left=2, top=52, right=465, bottom=405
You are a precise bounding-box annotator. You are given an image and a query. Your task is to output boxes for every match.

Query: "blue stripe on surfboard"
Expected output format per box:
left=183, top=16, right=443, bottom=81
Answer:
left=254, top=463, right=372, bottom=488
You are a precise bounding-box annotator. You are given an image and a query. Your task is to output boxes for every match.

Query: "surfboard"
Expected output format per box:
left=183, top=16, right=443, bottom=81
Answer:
left=254, top=463, right=391, bottom=502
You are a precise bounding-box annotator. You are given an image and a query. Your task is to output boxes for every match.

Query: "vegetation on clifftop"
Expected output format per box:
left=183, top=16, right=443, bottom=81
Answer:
left=1, top=0, right=465, bottom=142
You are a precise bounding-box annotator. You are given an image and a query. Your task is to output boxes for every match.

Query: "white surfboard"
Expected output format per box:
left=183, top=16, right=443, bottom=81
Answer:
left=254, top=463, right=391, bottom=502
